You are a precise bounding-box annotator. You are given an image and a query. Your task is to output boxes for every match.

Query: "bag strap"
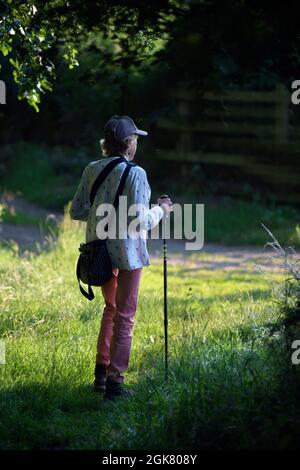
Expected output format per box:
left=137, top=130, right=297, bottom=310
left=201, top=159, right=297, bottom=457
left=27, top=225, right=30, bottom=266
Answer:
left=76, top=257, right=95, bottom=301
left=104, top=161, right=135, bottom=232
left=113, top=162, right=135, bottom=209
left=90, top=156, right=128, bottom=207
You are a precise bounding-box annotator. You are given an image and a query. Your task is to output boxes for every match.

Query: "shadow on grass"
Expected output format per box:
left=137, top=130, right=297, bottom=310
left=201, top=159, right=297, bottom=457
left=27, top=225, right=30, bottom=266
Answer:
left=1, top=343, right=300, bottom=450
left=0, top=381, right=116, bottom=450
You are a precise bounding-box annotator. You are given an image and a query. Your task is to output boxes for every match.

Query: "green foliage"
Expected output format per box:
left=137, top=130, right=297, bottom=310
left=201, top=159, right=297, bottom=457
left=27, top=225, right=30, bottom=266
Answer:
left=3, top=144, right=91, bottom=205
left=0, top=1, right=57, bottom=110
left=1, top=142, right=299, bottom=242
left=202, top=197, right=300, bottom=246
left=0, top=205, right=40, bottom=226
left=150, top=179, right=300, bottom=246
left=0, top=0, right=180, bottom=110
left=0, top=142, right=82, bottom=209
left=3, top=1, right=300, bottom=111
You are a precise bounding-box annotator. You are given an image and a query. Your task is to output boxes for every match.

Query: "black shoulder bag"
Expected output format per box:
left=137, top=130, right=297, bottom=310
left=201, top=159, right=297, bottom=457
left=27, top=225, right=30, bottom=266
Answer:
left=76, top=156, right=135, bottom=300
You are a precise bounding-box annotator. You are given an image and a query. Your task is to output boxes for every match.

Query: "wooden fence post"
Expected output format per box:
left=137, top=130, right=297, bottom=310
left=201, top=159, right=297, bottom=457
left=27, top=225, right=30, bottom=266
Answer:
left=176, top=98, right=192, bottom=154
left=274, top=84, right=289, bottom=144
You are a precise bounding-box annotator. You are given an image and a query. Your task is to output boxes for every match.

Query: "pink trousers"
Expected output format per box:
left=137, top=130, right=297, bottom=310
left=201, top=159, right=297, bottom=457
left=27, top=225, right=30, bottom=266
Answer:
left=96, top=267, right=143, bottom=383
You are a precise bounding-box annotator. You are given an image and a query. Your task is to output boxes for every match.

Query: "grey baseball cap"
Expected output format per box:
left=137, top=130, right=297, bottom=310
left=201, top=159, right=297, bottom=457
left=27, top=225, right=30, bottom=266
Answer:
left=104, top=115, right=148, bottom=140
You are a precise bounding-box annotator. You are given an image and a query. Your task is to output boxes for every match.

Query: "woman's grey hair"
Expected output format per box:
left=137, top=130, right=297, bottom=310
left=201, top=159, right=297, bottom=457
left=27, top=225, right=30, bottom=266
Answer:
left=100, top=133, right=137, bottom=157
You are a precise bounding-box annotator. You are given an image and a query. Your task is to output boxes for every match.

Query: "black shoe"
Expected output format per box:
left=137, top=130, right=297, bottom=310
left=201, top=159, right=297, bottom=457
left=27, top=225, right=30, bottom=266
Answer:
left=93, top=363, right=107, bottom=394
left=104, top=379, right=135, bottom=401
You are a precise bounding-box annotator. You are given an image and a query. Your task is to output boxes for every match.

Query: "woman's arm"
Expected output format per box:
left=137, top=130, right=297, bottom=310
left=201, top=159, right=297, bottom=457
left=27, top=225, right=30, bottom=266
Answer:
left=69, top=165, right=91, bottom=221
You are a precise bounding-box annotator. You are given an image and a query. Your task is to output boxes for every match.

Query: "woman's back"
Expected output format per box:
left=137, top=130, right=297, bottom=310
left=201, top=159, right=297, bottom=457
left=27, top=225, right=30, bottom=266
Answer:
left=70, top=155, right=159, bottom=270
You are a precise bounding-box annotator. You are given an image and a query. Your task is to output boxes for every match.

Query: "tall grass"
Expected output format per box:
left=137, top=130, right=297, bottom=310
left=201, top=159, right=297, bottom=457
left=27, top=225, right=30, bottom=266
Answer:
left=0, top=210, right=299, bottom=449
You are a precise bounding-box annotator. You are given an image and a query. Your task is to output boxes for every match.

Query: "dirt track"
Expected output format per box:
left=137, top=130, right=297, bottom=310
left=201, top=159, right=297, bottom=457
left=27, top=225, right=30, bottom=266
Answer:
left=0, top=194, right=298, bottom=274
left=0, top=193, right=62, bottom=252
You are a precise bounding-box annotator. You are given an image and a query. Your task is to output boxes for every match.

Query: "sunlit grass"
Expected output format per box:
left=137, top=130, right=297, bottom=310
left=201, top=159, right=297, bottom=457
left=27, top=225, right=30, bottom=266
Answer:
left=0, top=210, right=298, bottom=449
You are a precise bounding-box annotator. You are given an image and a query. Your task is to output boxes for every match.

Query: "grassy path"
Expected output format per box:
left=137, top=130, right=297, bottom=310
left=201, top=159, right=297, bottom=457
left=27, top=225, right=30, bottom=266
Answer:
left=1, top=195, right=297, bottom=274
left=1, top=212, right=299, bottom=449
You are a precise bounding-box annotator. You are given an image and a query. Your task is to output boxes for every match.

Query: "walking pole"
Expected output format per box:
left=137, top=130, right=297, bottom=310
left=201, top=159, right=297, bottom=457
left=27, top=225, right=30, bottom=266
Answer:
left=160, top=195, right=170, bottom=382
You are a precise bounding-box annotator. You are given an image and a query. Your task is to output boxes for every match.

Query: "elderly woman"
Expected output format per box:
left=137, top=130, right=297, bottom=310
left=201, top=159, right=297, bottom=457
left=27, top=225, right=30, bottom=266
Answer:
left=70, top=115, right=172, bottom=400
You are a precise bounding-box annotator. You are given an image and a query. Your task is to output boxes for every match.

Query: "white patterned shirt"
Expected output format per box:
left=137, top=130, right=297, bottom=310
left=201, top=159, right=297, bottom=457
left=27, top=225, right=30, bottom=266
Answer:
left=69, top=155, right=164, bottom=270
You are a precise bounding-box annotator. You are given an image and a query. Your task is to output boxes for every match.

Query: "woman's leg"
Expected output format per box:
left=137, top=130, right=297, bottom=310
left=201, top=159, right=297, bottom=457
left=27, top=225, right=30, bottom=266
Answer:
left=107, top=268, right=143, bottom=383
left=96, top=268, right=119, bottom=366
